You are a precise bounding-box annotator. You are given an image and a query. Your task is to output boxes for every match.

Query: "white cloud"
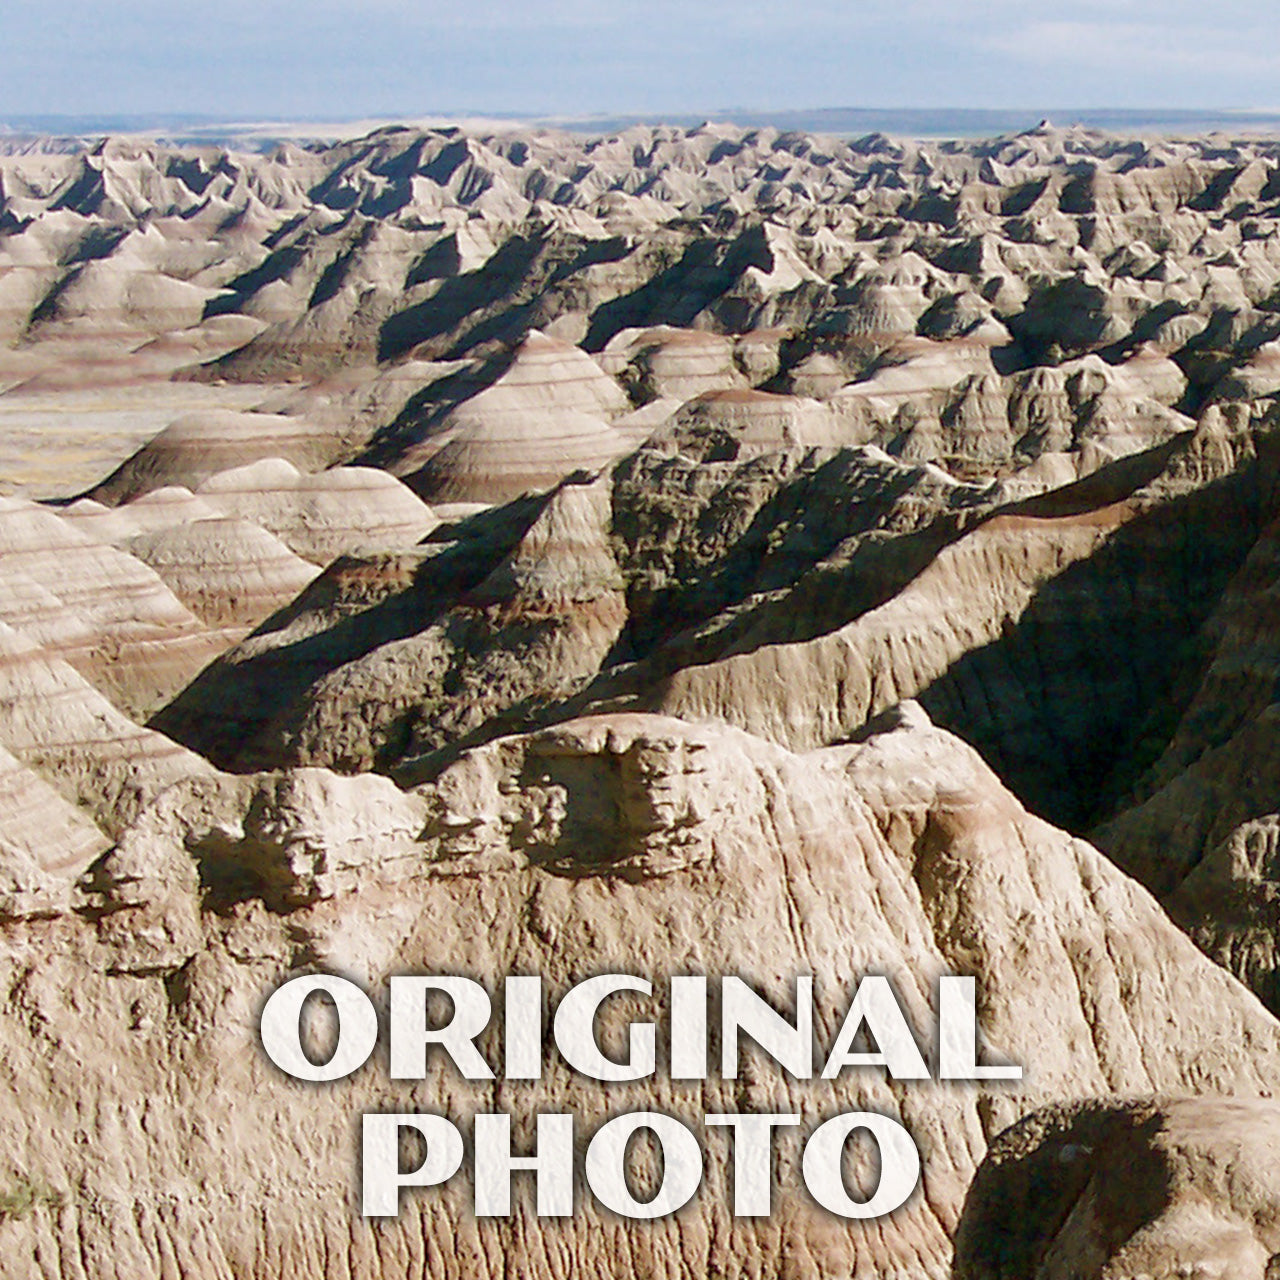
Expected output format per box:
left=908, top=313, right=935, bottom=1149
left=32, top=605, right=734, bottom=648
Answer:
left=7, top=0, right=1280, bottom=117
left=982, top=16, right=1280, bottom=79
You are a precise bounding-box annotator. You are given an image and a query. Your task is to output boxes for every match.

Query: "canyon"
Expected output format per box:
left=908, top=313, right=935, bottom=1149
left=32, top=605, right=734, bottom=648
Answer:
left=2, top=118, right=1280, bottom=1277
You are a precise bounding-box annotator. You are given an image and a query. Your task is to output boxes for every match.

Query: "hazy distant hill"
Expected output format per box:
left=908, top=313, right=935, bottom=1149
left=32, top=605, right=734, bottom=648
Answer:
left=6, top=107, right=1280, bottom=152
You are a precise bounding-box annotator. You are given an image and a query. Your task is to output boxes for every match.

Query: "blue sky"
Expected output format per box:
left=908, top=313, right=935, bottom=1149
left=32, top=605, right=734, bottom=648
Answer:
left=3, top=0, right=1279, bottom=119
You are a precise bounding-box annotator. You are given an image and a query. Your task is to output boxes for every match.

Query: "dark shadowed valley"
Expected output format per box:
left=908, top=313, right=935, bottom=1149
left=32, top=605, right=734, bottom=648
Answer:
left=2, top=119, right=1280, bottom=1278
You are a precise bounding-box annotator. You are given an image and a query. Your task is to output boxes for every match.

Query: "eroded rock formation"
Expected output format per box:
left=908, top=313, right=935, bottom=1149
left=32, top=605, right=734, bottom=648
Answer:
left=9, top=711, right=1280, bottom=1279
left=5, top=119, right=1280, bottom=1278
left=954, top=1097, right=1280, bottom=1280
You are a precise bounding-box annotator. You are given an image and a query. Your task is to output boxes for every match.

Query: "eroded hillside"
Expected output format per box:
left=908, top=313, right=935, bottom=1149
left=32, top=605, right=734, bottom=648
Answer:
left=3, top=121, right=1280, bottom=1278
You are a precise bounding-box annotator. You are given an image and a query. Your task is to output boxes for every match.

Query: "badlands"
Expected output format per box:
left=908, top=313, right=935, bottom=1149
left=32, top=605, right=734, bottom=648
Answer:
left=3, top=119, right=1280, bottom=1276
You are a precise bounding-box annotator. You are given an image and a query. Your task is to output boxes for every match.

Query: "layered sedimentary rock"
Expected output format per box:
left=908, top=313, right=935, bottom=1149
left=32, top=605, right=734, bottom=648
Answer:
left=152, top=400, right=1268, bottom=813
left=88, top=409, right=352, bottom=505
left=6, top=711, right=1280, bottom=1278
left=139, top=335, right=1280, bottom=1063
left=14, top=122, right=1280, bottom=503
left=61, top=488, right=227, bottom=543
left=122, top=517, right=321, bottom=629
left=372, top=331, right=632, bottom=504
left=0, top=743, right=111, bottom=920
left=193, top=459, right=439, bottom=564
left=12, top=119, right=1280, bottom=1280
left=0, top=622, right=209, bottom=839
left=598, top=325, right=748, bottom=403
left=648, top=388, right=846, bottom=458
left=0, top=495, right=228, bottom=717
left=1089, top=447, right=1280, bottom=1010
left=151, top=443, right=992, bottom=771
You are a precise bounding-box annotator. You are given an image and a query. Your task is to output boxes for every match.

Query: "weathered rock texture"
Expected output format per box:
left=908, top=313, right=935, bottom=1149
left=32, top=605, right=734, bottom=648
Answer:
left=10, top=120, right=1280, bottom=1280
left=151, top=405, right=1272, bottom=824
left=7, top=711, right=1280, bottom=1279
left=954, top=1097, right=1280, bottom=1280
left=14, top=121, right=1280, bottom=506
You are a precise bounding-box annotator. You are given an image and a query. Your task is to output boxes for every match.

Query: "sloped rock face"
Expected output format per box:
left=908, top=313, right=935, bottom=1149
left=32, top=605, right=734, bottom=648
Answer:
left=643, top=406, right=1280, bottom=828
left=1089, top=457, right=1280, bottom=1011
left=193, top=459, right=438, bottom=564
left=13, top=121, right=1280, bottom=505
left=151, top=403, right=1276, bottom=835
left=136, top=329, right=1280, bottom=1047
left=371, top=331, right=633, bottom=505
left=16, top=119, right=1280, bottom=1280
left=599, top=326, right=748, bottom=403
left=87, top=409, right=350, bottom=505
left=6, top=712, right=1280, bottom=1279
left=0, top=743, right=110, bottom=920
left=0, top=622, right=212, bottom=838
left=0, top=495, right=228, bottom=719
left=122, top=517, right=321, bottom=629
left=150, top=446, right=992, bottom=773
left=954, top=1097, right=1280, bottom=1280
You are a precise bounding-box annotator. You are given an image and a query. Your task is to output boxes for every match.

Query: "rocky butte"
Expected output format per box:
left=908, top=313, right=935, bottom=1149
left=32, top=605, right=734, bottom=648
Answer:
left=1, top=119, right=1280, bottom=1277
